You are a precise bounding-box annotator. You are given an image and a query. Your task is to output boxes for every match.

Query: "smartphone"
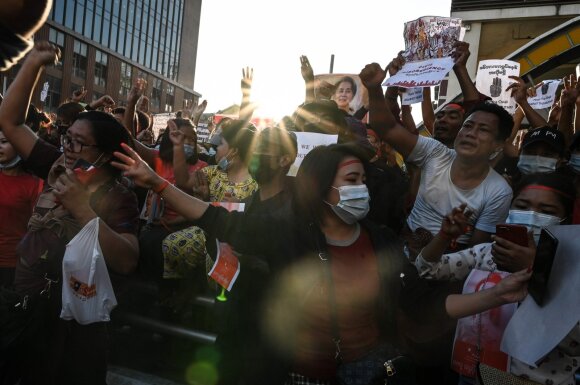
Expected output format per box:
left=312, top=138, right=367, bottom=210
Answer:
left=495, top=224, right=528, bottom=247
left=72, top=158, right=98, bottom=185
left=528, top=228, right=559, bottom=306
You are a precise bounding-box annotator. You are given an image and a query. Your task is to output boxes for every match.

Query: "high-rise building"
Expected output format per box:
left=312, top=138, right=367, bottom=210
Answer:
left=1, top=0, right=202, bottom=114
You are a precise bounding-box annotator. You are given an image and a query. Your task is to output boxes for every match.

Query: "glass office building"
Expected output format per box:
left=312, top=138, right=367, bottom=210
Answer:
left=1, top=0, right=201, bottom=113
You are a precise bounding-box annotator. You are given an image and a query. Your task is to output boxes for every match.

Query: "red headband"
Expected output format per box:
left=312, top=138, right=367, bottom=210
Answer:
left=338, top=159, right=362, bottom=169
left=445, top=103, right=464, bottom=113
left=521, top=185, right=573, bottom=201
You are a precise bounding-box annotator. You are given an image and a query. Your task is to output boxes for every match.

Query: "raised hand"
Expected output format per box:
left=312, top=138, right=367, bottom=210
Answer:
left=191, top=170, right=210, bottom=201
left=128, top=78, right=147, bottom=105
left=491, top=231, right=536, bottom=273
left=28, top=41, right=61, bottom=67
left=71, top=86, right=87, bottom=103
left=386, top=53, right=405, bottom=76
left=90, top=94, right=115, bottom=109
left=506, top=76, right=529, bottom=105
left=111, top=143, right=163, bottom=189
left=192, top=99, right=208, bottom=120
left=168, top=119, right=185, bottom=146
left=300, top=55, right=314, bottom=83
left=53, top=169, right=94, bottom=222
left=359, top=63, right=387, bottom=89
left=560, top=74, right=579, bottom=108
left=451, top=41, right=471, bottom=68
left=241, top=67, right=253, bottom=95
left=440, top=203, right=472, bottom=239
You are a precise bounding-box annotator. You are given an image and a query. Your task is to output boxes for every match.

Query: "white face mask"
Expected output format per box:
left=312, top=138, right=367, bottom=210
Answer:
left=517, top=154, right=557, bottom=174
left=327, top=184, right=370, bottom=224
left=506, top=209, right=563, bottom=244
left=0, top=155, right=21, bottom=169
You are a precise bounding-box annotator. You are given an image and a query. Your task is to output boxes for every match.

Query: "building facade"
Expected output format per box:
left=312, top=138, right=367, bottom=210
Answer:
left=1, top=0, right=202, bottom=113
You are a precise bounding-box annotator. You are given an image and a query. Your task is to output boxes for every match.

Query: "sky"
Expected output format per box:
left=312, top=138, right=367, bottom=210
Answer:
left=194, top=0, right=452, bottom=121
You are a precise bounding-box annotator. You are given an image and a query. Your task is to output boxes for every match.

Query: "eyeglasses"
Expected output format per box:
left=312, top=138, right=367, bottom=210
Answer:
left=60, top=135, right=99, bottom=153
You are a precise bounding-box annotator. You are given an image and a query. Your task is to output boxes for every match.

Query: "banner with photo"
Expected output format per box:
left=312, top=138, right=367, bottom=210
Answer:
left=402, top=16, right=462, bottom=62
left=475, top=60, right=520, bottom=114
left=314, top=74, right=368, bottom=115
left=288, top=132, right=338, bottom=176
left=528, top=80, right=561, bottom=110
left=384, top=16, right=462, bottom=88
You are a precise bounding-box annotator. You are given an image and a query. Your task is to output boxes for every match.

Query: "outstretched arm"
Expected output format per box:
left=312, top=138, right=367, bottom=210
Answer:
left=451, top=41, right=479, bottom=104
left=359, top=57, right=418, bottom=158
left=445, top=268, right=532, bottom=318
left=558, top=74, right=579, bottom=147
left=0, top=41, right=59, bottom=159
left=124, top=78, right=156, bottom=166
left=239, top=67, right=255, bottom=125
left=421, top=87, right=435, bottom=134
left=112, top=143, right=210, bottom=220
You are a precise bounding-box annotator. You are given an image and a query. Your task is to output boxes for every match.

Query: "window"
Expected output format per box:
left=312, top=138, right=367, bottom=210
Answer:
left=94, top=50, right=108, bottom=88
left=72, top=40, right=88, bottom=80
left=48, top=28, right=65, bottom=69
left=65, top=0, right=75, bottom=29
left=165, top=84, right=174, bottom=112
left=151, top=78, right=162, bottom=110
left=119, top=62, right=132, bottom=101
left=45, top=75, right=62, bottom=113
left=75, top=0, right=86, bottom=34
left=53, top=0, right=65, bottom=23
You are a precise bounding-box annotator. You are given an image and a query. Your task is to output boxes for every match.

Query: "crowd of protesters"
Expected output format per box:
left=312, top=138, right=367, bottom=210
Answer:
left=0, top=3, right=579, bottom=385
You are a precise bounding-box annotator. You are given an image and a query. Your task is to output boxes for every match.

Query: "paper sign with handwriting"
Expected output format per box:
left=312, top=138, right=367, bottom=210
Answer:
left=288, top=132, right=338, bottom=177
left=401, top=87, right=424, bottom=105
left=475, top=60, right=520, bottom=114
left=384, top=57, right=455, bottom=88
left=528, top=80, right=561, bottom=110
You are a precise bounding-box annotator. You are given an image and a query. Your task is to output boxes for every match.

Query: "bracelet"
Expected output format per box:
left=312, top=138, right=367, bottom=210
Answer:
left=152, top=180, right=170, bottom=194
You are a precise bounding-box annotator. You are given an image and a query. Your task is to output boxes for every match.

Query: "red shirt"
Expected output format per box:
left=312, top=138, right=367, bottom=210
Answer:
left=293, top=227, right=381, bottom=379
left=0, top=172, right=43, bottom=267
left=573, top=198, right=580, bottom=225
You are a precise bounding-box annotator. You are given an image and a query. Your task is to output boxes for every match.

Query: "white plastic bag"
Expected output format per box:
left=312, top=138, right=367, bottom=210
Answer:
left=60, top=217, right=117, bottom=324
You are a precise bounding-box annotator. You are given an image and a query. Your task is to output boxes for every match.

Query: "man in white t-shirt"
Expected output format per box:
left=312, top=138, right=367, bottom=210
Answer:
left=360, top=63, right=514, bottom=256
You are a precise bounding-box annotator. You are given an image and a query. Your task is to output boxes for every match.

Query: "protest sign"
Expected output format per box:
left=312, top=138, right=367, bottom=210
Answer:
left=152, top=112, right=174, bottom=138
left=501, top=225, right=580, bottom=367
left=196, top=122, right=211, bottom=143
left=383, top=57, right=455, bottom=88
left=401, top=87, right=424, bottom=105
left=475, top=60, right=520, bottom=114
left=451, top=269, right=517, bottom=377
left=385, top=16, right=461, bottom=88
left=527, top=80, right=561, bottom=110
left=288, top=132, right=338, bottom=176
left=403, top=16, right=462, bottom=62
left=208, top=202, right=245, bottom=291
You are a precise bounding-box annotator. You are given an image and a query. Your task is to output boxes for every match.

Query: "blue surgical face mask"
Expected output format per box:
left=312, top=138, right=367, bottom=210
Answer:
left=569, top=154, right=580, bottom=174
left=183, top=144, right=196, bottom=160
left=326, top=184, right=370, bottom=224
left=217, top=156, right=229, bottom=171
left=517, top=154, right=557, bottom=174
left=506, top=209, right=563, bottom=244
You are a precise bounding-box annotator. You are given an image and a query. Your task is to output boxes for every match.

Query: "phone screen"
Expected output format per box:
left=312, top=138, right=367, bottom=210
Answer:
left=528, top=229, right=558, bottom=306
